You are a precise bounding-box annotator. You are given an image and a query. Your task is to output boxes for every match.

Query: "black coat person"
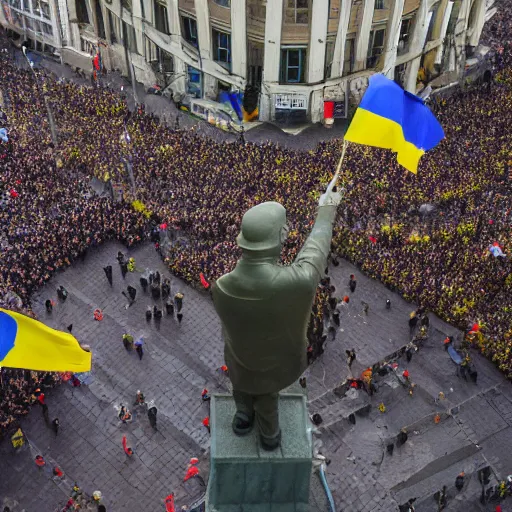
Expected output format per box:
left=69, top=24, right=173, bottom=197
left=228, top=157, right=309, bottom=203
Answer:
left=57, top=286, right=68, bottom=301
left=127, top=286, right=137, bottom=301
left=140, top=276, right=148, bottom=292
left=174, top=292, right=183, bottom=313
left=151, top=282, right=160, bottom=299
left=161, top=279, right=170, bottom=299
left=148, top=406, right=157, bottom=429
left=45, top=299, right=53, bottom=313
left=103, top=265, right=113, bottom=286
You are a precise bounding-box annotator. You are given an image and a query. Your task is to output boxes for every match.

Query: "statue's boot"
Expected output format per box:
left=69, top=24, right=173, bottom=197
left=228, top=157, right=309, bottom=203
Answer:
left=232, top=411, right=254, bottom=436
left=260, top=429, right=281, bottom=451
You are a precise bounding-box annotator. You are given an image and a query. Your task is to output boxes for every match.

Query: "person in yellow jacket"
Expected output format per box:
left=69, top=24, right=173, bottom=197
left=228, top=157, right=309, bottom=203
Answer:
left=127, top=258, right=135, bottom=272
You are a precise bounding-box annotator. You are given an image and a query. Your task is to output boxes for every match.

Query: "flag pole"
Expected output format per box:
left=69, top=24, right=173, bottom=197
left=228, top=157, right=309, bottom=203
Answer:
left=326, top=139, right=349, bottom=194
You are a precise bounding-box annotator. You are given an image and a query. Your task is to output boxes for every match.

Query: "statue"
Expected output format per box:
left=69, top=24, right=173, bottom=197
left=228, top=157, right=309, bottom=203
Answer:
left=212, top=184, right=342, bottom=450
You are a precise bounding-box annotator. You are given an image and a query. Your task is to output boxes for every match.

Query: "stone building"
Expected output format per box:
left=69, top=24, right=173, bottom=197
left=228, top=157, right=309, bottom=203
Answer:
left=0, top=0, right=494, bottom=123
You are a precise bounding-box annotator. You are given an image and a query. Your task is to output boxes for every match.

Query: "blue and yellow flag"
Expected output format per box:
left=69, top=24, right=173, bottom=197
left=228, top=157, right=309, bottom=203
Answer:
left=0, top=308, right=92, bottom=372
left=344, top=74, right=444, bottom=173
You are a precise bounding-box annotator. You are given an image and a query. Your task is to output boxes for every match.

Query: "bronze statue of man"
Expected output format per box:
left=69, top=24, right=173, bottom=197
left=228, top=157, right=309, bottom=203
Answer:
left=212, top=185, right=342, bottom=450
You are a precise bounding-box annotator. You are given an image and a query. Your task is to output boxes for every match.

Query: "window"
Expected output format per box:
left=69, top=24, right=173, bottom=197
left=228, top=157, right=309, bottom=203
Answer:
left=42, top=22, right=52, bottom=35
left=187, top=65, right=201, bottom=97
left=280, top=48, right=306, bottom=83
left=123, top=21, right=138, bottom=53
left=108, top=11, right=118, bottom=44
left=40, top=1, right=50, bottom=18
left=374, top=0, right=385, bottom=9
left=397, top=18, right=411, bottom=55
left=9, top=0, right=21, bottom=9
left=342, top=38, right=354, bottom=76
left=447, top=0, right=461, bottom=35
left=121, top=0, right=132, bottom=11
left=182, top=16, right=198, bottom=47
left=284, top=0, right=309, bottom=24
left=394, top=62, right=406, bottom=87
left=24, top=15, right=32, bottom=29
left=212, top=29, right=231, bottom=67
left=156, top=46, right=173, bottom=72
left=154, top=0, right=169, bottom=34
left=425, top=5, right=439, bottom=43
left=75, top=0, right=90, bottom=24
left=329, top=4, right=339, bottom=19
left=213, top=0, right=230, bottom=6
left=22, top=0, right=30, bottom=12
left=325, top=40, right=335, bottom=78
left=367, top=28, right=385, bottom=68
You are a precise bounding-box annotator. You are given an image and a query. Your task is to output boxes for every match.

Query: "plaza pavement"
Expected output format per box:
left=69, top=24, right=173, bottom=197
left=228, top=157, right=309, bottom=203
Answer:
left=0, top=240, right=511, bottom=512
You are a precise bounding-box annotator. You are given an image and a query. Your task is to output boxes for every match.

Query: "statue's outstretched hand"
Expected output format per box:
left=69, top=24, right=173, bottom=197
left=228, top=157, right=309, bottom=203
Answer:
left=319, top=186, right=344, bottom=207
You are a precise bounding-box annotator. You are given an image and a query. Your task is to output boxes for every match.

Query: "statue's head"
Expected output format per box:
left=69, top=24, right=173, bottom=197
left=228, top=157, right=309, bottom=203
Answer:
left=237, top=202, right=288, bottom=256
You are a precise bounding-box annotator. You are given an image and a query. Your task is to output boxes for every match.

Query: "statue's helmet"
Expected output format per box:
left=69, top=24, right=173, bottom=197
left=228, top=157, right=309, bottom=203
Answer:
left=237, top=202, right=287, bottom=251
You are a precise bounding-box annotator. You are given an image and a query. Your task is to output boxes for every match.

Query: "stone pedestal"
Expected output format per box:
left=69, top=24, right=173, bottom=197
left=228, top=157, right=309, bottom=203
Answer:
left=206, top=394, right=312, bottom=512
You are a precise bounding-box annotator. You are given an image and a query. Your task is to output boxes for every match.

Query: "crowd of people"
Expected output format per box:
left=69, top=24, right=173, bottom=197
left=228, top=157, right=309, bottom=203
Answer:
left=0, top=2, right=511, bottom=434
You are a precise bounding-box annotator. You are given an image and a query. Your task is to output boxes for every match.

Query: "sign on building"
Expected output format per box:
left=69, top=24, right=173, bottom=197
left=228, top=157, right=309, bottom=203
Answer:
left=274, top=94, right=308, bottom=110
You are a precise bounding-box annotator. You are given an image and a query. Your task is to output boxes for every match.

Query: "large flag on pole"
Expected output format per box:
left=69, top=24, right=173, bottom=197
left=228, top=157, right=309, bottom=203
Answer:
left=344, top=74, right=444, bottom=173
left=0, top=308, right=92, bottom=372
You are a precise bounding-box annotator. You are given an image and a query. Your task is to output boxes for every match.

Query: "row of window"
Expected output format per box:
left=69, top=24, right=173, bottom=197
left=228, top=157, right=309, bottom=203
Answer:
left=8, top=0, right=50, bottom=19
left=176, top=12, right=415, bottom=83
left=118, top=2, right=449, bottom=86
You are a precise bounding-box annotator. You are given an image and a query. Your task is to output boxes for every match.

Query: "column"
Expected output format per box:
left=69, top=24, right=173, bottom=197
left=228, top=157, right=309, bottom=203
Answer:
left=194, top=0, right=212, bottom=60
left=262, top=0, right=283, bottom=83
left=354, top=0, right=375, bottom=72
left=168, top=0, right=181, bottom=42
left=454, top=0, right=471, bottom=77
left=383, top=0, right=405, bottom=78
left=307, top=0, right=329, bottom=82
left=231, top=0, right=247, bottom=80
left=194, top=0, right=214, bottom=97
left=131, top=0, right=143, bottom=54
left=435, top=1, right=453, bottom=65
left=260, top=0, right=283, bottom=121
left=167, top=0, right=186, bottom=96
left=468, top=0, right=485, bottom=47
left=404, top=0, right=429, bottom=92
left=49, top=0, right=62, bottom=48
left=330, top=0, right=352, bottom=78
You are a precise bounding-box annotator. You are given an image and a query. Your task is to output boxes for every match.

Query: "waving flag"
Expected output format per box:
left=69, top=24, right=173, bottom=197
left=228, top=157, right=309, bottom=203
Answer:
left=0, top=308, right=91, bottom=372
left=345, top=74, right=444, bottom=173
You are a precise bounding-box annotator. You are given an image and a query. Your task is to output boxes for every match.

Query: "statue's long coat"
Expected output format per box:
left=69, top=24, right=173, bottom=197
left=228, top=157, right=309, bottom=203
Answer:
left=212, top=204, right=337, bottom=395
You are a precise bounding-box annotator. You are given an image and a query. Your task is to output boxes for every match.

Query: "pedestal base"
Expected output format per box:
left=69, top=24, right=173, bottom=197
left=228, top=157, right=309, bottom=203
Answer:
left=206, top=394, right=312, bottom=512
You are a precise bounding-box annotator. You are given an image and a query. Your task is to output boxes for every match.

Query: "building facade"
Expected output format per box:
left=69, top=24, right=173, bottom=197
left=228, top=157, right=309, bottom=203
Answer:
left=1, top=0, right=493, bottom=123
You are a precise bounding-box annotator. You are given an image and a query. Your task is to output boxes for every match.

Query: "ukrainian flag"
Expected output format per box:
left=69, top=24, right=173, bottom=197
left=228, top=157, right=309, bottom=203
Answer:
left=345, top=74, right=444, bottom=173
left=0, top=308, right=92, bottom=372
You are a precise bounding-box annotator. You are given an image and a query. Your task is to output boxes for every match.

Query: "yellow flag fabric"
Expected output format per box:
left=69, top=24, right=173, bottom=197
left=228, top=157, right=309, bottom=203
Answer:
left=0, top=308, right=92, bottom=372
